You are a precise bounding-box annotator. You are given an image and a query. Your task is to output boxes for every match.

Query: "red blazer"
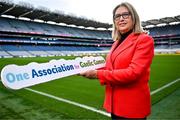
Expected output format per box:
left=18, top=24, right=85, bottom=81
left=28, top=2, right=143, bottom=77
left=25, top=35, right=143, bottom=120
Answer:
left=97, top=33, right=154, bottom=118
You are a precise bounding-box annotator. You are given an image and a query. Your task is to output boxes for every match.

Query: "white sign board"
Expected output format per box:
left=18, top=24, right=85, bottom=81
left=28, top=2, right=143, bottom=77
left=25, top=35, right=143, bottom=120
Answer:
left=1, top=56, right=105, bottom=90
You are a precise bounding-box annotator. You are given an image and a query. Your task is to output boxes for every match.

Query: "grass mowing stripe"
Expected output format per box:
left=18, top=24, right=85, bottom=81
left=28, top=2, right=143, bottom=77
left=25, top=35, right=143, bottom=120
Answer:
left=0, top=55, right=179, bottom=118
left=150, top=78, right=180, bottom=95
left=24, top=78, right=179, bottom=118
left=25, top=88, right=111, bottom=117
left=149, top=88, right=180, bottom=119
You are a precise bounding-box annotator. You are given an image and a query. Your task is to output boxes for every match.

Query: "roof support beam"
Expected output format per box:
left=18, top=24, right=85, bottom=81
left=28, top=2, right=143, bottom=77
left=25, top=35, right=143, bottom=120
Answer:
left=19, top=10, right=34, bottom=17
left=37, top=13, right=49, bottom=19
left=1, top=4, right=16, bottom=14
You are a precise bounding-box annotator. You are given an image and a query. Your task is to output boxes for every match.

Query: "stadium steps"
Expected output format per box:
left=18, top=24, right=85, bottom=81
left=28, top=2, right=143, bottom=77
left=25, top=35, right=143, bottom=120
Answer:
left=8, top=46, right=33, bottom=57
left=20, top=45, right=52, bottom=56
left=0, top=46, right=12, bottom=57
left=35, top=47, right=55, bottom=56
left=3, top=50, right=14, bottom=57
left=19, top=46, right=36, bottom=56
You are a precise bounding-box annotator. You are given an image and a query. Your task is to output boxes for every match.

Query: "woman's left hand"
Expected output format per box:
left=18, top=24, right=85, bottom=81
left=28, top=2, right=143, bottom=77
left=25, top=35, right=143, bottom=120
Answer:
left=80, top=70, right=97, bottom=79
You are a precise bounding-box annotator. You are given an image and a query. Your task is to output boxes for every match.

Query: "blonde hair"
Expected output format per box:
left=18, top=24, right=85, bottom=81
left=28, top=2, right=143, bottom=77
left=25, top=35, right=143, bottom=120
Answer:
left=112, top=2, right=144, bottom=41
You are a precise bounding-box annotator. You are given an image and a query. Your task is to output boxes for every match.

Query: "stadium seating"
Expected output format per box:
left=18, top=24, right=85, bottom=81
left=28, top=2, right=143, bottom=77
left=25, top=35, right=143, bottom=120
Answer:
left=0, top=17, right=111, bottom=39
left=0, top=15, right=179, bottom=57
left=146, top=24, right=180, bottom=37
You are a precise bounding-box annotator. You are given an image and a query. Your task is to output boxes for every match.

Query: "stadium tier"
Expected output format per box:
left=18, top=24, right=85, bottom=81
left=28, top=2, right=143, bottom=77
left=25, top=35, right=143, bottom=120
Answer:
left=0, top=17, right=111, bottom=39
left=147, top=24, right=180, bottom=37
left=0, top=16, right=180, bottom=58
left=0, top=16, right=115, bottom=57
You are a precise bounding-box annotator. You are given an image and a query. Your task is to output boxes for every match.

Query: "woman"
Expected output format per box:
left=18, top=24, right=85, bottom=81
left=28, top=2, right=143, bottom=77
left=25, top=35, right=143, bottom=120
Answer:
left=80, top=2, right=154, bottom=119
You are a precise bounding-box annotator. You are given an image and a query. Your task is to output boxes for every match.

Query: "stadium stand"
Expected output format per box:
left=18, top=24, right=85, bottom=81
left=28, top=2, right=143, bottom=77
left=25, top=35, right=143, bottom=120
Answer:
left=0, top=0, right=180, bottom=58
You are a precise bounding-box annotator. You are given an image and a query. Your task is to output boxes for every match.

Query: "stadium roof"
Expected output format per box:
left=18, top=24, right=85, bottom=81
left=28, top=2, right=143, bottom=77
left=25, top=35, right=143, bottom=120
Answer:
left=142, top=15, right=180, bottom=27
left=0, top=0, right=112, bottom=29
left=0, top=0, right=180, bottom=29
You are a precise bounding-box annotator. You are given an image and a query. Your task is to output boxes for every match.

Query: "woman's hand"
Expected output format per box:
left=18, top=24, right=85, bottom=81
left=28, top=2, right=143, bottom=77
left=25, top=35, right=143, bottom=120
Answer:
left=80, top=70, right=97, bottom=79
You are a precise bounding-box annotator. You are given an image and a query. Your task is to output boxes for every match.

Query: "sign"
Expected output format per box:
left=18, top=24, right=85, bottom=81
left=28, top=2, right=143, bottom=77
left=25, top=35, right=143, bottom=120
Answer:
left=1, top=56, right=105, bottom=90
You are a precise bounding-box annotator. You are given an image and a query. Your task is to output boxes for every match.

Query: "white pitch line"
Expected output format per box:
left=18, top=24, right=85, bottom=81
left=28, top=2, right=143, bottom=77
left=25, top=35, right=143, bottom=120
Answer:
left=22, top=78, right=179, bottom=117
left=150, top=78, right=180, bottom=95
left=25, top=88, right=111, bottom=117
left=1, top=78, right=180, bottom=117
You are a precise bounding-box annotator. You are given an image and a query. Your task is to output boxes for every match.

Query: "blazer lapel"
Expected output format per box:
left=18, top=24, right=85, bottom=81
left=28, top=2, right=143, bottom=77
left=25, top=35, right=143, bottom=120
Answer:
left=111, top=33, right=139, bottom=65
left=106, top=41, right=119, bottom=70
left=110, top=40, right=119, bottom=53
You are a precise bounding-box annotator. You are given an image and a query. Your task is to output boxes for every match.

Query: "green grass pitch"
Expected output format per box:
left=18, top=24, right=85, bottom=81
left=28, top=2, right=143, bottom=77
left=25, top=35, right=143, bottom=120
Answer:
left=0, top=55, right=180, bottom=119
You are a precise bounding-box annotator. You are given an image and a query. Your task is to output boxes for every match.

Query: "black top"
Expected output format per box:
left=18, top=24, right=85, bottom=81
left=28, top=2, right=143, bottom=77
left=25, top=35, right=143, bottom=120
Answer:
left=120, top=29, right=133, bottom=43
left=114, top=29, right=133, bottom=51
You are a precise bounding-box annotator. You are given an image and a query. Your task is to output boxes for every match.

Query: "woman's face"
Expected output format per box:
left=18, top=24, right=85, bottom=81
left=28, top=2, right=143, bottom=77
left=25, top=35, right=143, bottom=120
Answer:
left=114, top=6, right=133, bottom=34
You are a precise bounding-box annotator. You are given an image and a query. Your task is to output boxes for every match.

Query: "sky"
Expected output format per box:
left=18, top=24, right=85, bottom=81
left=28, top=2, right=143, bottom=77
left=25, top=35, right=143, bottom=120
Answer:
left=12, top=0, right=180, bottom=24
